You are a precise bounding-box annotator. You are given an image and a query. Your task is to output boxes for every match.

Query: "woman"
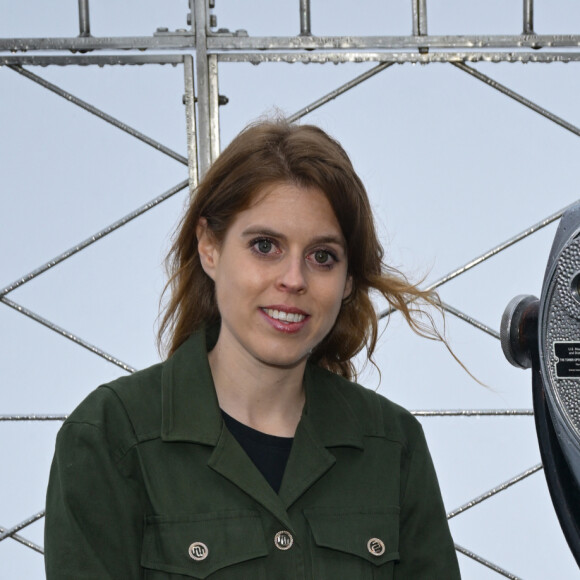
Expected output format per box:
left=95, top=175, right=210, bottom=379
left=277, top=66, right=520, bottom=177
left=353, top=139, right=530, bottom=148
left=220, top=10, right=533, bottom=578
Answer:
left=45, top=120, right=461, bottom=578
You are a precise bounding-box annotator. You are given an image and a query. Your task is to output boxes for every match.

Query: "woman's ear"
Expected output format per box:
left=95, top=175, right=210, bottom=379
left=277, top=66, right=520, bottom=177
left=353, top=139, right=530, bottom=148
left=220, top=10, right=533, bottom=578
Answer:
left=196, top=218, right=219, bottom=280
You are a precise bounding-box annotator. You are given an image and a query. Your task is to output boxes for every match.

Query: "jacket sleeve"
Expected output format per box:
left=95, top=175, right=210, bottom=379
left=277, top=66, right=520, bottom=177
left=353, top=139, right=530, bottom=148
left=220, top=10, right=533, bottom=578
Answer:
left=45, top=419, right=144, bottom=579
left=395, top=424, right=461, bottom=579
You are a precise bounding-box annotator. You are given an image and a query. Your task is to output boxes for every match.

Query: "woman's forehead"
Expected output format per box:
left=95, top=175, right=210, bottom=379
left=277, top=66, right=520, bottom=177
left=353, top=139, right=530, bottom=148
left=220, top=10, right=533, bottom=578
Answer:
left=230, top=183, right=345, bottom=241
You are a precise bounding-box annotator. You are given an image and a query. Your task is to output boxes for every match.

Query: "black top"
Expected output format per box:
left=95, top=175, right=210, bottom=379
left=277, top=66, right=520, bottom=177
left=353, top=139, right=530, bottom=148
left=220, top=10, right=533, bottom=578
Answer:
left=221, top=410, right=294, bottom=493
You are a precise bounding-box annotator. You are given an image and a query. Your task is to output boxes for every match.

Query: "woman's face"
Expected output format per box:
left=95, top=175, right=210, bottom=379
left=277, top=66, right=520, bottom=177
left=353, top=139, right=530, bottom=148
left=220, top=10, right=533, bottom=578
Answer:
left=198, top=182, right=352, bottom=370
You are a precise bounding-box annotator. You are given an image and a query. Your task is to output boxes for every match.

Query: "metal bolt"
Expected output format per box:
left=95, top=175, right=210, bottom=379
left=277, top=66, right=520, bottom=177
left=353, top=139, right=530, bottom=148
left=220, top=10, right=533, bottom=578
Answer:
left=209, top=0, right=216, bottom=8
left=187, top=13, right=192, bottom=26
left=156, top=27, right=169, bottom=33
left=210, top=15, right=217, bottom=28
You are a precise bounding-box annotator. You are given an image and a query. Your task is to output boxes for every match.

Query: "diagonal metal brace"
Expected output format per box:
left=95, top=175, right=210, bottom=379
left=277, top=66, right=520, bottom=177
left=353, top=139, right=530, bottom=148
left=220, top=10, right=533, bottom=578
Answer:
left=454, top=543, right=522, bottom=579
left=0, top=511, right=45, bottom=543
left=1, top=297, right=136, bottom=373
left=0, top=179, right=188, bottom=298
left=453, top=62, right=580, bottom=139
left=447, top=463, right=543, bottom=520
left=8, top=65, right=188, bottom=165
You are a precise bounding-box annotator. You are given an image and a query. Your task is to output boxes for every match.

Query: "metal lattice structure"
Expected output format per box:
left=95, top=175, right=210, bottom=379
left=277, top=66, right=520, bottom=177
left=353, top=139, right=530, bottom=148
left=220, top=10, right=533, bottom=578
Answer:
left=2, top=1, right=580, bottom=578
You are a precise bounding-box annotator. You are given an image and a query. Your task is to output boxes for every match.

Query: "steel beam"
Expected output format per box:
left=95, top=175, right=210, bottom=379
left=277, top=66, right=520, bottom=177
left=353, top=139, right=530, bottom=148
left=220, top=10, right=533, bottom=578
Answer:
left=454, top=544, right=522, bottom=579
left=4, top=34, right=580, bottom=53
left=378, top=200, right=575, bottom=321
left=194, top=0, right=212, bottom=177
left=208, top=53, right=220, bottom=162
left=78, top=0, right=91, bottom=38
left=217, top=51, right=580, bottom=64
left=8, top=66, right=188, bottom=165
left=0, top=55, right=184, bottom=66
left=447, top=464, right=543, bottom=520
left=299, top=0, right=312, bottom=36
left=440, top=302, right=500, bottom=340
left=454, top=62, right=580, bottom=138
left=523, top=0, right=535, bottom=35
left=287, top=62, right=394, bottom=123
left=0, top=298, right=136, bottom=373
left=0, top=180, right=188, bottom=298
left=183, top=55, right=199, bottom=196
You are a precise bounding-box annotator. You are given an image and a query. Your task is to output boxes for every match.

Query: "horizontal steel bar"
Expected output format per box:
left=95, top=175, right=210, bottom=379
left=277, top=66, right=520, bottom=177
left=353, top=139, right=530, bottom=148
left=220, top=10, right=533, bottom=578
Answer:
left=4, top=51, right=580, bottom=68
left=4, top=34, right=580, bottom=53
left=9, top=66, right=188, bottom=165
left=412, top=409, right=533, bottom=416
left=287, top=62, right=394, bottom=123
left=0, top=179, right=188, bottom=297
left=0, top=511, right=45, bottom=543
left=440, top=301, right=501, bottom=340
left=454, top=543, right=522, bottom=579
left=454, top=62, right=580, bottom=138
left=1, top=297, right=136, bottom=373
left=0, top=36, right=196, bottom=53
left=207, top=34, right=580, bottom=51
left=217, top=52, right=580, bottom=64
left=0, top=55, right=185, bottom=67
left=0, top=523, right=43, bottom=554
left=0, top=415, right=67, bottom=421
left=447, top=463, right=543, bottom=519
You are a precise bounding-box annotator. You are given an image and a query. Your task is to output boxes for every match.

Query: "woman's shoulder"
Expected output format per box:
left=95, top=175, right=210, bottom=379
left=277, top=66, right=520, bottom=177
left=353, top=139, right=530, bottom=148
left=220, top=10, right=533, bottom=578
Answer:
left=308, top=363, right=424, bottom=450
left=62, top=360, right=166, bottom=451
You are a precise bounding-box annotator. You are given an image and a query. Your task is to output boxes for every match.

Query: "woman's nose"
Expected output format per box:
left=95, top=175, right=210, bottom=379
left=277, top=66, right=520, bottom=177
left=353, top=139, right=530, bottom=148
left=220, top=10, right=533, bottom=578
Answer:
left=276, top=256, right=307, bottom=294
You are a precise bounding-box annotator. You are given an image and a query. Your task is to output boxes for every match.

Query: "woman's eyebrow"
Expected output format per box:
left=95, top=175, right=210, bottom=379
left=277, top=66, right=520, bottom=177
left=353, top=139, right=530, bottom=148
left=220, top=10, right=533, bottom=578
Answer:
left=241, top=227, right=345, bottom=248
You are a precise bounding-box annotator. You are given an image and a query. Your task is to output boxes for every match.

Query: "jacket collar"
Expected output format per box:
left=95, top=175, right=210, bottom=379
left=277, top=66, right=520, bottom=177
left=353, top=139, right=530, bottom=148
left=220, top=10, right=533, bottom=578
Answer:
left=161, top=325, right=364, bottom=450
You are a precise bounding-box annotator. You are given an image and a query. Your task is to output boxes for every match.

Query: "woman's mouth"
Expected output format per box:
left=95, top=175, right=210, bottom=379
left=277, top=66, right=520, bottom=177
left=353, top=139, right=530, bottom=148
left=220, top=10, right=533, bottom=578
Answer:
left=259, top=307, right=310, bottom=333
left=261, top=308, right=306, bottom=323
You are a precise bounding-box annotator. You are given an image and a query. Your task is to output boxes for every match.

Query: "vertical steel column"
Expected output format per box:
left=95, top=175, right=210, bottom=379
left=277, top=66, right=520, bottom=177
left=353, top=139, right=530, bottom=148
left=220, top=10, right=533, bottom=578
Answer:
left=78, top=0, right=91, bottom=37
left=412, top=0, right=428, bottom=36
left=300, top=0, right=312, bottom=36
left=194, top=0, right=212, bottom=178
left=183, top=55, right=199, bottom=196
left=412, top=0, right=428, bottom=53
left=208, top=54, right=220, bottom=162
left=523, top=0, right=535, bottom=35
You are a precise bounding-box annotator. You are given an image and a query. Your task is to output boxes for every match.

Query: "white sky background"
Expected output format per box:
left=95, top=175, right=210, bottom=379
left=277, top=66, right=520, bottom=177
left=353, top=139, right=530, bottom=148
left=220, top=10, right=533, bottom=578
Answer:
left=1, top=0, right=580, bottom=578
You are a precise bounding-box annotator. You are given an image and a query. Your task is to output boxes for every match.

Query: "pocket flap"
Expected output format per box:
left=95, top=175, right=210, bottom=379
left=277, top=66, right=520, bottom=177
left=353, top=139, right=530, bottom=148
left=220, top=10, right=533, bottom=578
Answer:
left=304, top=506, right=400, bottom=566
left=141, top=510, right=268, bottom=578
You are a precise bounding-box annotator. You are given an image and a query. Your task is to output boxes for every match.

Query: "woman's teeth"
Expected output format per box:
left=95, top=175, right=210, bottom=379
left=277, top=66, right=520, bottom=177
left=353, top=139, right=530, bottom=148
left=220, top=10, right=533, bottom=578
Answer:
left=263, top=308, right=306, bottom=323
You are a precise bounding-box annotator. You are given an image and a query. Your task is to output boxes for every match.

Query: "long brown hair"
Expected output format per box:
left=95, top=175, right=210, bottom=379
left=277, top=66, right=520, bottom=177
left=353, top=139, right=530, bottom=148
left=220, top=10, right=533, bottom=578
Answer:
left=159, top=120, right=443, bottom=380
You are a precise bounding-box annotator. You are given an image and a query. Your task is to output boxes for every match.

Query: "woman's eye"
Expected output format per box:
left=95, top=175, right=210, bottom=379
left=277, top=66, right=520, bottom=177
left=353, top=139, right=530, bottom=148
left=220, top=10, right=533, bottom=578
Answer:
left=254, top=239, right=274, bottom=254
left=314, top=250, right=330, bottom=264
left=309, top=249, right=337, bottom=267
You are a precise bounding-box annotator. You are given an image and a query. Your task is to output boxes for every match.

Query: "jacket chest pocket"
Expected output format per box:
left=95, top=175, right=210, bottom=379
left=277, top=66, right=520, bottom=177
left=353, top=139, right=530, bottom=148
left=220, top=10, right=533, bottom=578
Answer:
left=304, top=507, right=399, bottom=580
left=141, top=510, right=268, bottom=579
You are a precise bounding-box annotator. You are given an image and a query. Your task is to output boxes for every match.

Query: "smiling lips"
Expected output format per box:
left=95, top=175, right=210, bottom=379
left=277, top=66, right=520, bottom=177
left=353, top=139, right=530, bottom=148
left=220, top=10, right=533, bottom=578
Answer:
left=260, top=307, right=309, bottom=333
left=262, top=308, right=306, bottom=323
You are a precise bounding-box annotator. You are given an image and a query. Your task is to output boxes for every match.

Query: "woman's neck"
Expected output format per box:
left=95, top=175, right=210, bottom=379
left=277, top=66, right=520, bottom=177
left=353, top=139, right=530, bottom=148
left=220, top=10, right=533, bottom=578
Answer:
left=207, top=339, right=306, bottom=438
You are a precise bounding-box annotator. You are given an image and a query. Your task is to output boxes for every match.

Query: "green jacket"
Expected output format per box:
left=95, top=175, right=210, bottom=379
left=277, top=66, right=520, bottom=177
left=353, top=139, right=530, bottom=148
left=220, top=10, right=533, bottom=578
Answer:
left=45, top=327, right=461, bottom=579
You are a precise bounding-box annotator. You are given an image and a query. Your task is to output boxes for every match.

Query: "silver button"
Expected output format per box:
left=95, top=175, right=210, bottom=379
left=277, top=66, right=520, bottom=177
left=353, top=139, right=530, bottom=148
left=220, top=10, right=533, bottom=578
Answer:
left=274, top=530, right=294, bottom=550
left=189, top=541, right=209, bottom=561
left=367, top=538, right=385, bottom=556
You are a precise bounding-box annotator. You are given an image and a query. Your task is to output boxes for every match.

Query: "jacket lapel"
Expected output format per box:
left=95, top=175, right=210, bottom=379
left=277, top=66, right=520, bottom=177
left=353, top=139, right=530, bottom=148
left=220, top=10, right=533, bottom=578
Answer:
left=278, top=363, right=364, bottom=509
left=208, top=426, right=295, bottom=531
left=161, top=327, right=365, bottom=525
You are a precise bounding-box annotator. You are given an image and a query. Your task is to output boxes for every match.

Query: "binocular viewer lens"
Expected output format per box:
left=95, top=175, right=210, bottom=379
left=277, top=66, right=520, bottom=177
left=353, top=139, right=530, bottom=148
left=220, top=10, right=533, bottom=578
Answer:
left=501, top=202, right=580, bottom=566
